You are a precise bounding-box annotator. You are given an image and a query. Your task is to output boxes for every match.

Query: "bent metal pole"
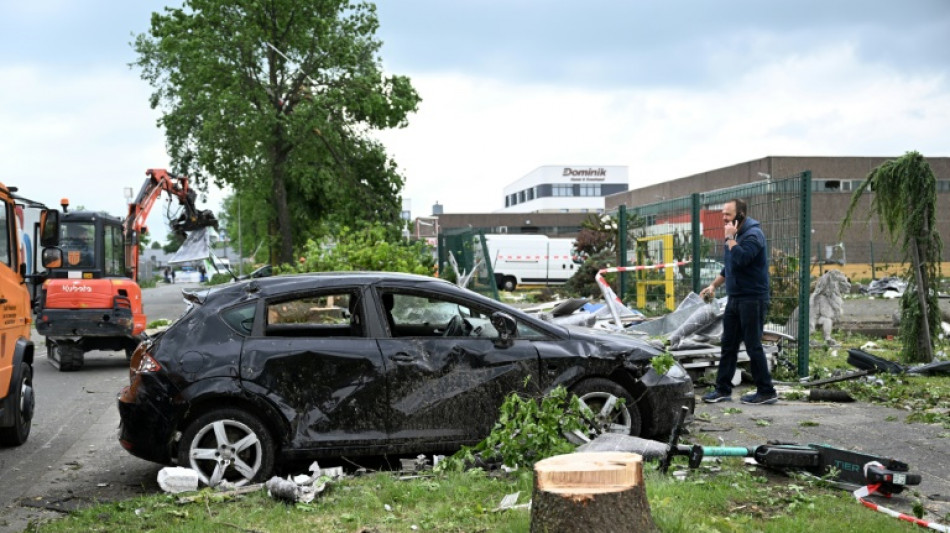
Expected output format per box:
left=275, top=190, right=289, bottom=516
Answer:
left=595, top=262, right=690, bottom=329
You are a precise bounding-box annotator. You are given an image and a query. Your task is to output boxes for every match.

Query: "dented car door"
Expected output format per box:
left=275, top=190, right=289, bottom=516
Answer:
left=375, top=287, right=542, bottom=445
left=239, top=288, right=390, bottom=450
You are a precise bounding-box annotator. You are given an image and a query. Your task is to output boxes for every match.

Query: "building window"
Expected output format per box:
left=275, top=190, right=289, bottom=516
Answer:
left=519, top=191, right=526, bottom=203
left=553, top=184, right=573, bottom=197
left=528, top=188, right=535, bottom=200
left=938, top=180, right=950, bottom=193
left=510, top=193, right=518, bottom=205
left=580, top=184, right=601, bottom=196
left=505, top=197, right=510, bottom=207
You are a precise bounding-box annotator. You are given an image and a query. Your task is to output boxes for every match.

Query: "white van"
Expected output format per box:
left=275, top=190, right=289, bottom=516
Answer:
left=483, top=234, right=579, bottom=291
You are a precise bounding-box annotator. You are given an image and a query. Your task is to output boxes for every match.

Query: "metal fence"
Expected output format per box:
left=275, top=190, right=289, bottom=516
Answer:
left=437, top=228, right=499, bottom=300
left=610, top=172, right=813, bottom=376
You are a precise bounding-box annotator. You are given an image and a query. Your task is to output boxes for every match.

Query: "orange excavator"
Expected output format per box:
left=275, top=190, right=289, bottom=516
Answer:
left=34, top=169, right=218, bottom=371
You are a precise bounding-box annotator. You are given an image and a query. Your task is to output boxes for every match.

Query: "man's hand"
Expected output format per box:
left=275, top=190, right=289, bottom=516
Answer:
left=724, top=220, right=738, bottom=240
left=699, top=285, right=715, bottom=301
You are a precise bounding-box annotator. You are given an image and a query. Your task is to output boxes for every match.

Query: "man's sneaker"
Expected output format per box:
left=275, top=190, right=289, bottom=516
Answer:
left=702, top=390, right=732, bottom=403
left=740, top=392, right=778, bottom=405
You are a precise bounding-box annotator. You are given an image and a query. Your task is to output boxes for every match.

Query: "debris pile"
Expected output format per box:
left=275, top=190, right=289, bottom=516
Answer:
left=861, top=276, right=907, bottom=298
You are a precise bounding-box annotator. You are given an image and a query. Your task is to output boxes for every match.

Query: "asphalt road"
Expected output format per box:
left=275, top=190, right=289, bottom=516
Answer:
left=0, top=282, right=202, bottom=533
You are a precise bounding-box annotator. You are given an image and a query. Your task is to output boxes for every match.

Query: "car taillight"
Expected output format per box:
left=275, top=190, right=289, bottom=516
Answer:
left=135, top=353, right=162, bottom=373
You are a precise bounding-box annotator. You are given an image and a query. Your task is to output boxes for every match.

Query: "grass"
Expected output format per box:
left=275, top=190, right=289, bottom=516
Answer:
left=27, top=464, right=926, bottom=532
left=774, top=329, right=950, bottom=431
left=145, top=318, right=173, bottom=329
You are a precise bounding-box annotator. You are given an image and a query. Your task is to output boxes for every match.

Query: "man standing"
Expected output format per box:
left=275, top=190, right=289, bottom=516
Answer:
left=699, top=198, right=777, bottom=405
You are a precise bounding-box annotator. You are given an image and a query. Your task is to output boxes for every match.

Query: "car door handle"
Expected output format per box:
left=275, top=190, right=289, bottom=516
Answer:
left=390, top=353, right=415, bottom=363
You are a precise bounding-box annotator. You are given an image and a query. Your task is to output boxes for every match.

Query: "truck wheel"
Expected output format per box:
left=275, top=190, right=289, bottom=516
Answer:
left=178, top=408, right=275, bottom=488
left=566, top=378, right=641, bottom=445
left=501, top=276, right=517, bottom=292
left=0, top=363, right=34, bottom=446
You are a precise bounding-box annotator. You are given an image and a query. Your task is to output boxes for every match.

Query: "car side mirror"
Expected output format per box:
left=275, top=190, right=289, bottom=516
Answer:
left=490, top=311, right=517, bottom=348
left=42, top=247, right=63, bottom=269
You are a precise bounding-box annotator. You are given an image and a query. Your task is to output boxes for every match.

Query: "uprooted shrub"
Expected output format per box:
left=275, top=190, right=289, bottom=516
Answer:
left=436, top=385, right=587, bottom=472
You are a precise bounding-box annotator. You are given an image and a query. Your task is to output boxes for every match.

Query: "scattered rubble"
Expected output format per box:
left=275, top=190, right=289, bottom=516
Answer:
left=265, top=462, right=343, bottom=504
left=862, top=276, right=907, bottom=297
left=157, top=467, right=199, bottom=494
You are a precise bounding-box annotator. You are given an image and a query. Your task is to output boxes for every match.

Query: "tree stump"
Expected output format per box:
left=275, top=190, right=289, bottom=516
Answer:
left=530, top=452, right=658, bottom=533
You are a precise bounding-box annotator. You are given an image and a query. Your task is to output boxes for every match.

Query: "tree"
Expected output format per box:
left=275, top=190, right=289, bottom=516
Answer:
left=841, top=151, right=942, bottom=363
left=284, top=223, right=434, bottom=275
left=133, top=0, right=420, bottom=265
left=162, top=232, right=186, bottom=254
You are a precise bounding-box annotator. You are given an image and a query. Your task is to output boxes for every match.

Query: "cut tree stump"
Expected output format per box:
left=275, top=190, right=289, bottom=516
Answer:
left=530, top=452, right=658, bottom=533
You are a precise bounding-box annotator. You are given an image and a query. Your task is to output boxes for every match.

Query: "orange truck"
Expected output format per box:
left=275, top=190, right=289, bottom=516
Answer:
left=1, top=183, right=57, bottom=446
left=34, top=169, right=217, bottom=371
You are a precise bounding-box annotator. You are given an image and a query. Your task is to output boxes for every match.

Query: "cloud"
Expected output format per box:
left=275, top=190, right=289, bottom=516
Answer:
left=0, top=63, right=225, bottom=242
left=376, top=0, right=950, bottom=89
left=377, top=42, right=950, bottom=217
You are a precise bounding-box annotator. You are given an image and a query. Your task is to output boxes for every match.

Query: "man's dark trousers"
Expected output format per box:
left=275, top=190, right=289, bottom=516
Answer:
left=716, top=298, right=775, bottom=395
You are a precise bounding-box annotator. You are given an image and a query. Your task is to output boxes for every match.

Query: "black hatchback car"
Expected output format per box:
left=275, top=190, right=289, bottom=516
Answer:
left=118, top=272, right=693, bottom=486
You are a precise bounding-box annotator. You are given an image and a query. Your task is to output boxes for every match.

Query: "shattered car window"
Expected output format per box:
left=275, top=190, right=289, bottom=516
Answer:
left=390, top=294, right=457, bottom=324
left=384, top=291, right=493, bottom=338
left=265, top=291, right=363, bottom=337
left=516, top=321, right=548, bottom=340
left=221, top=303, right=256, bottom=335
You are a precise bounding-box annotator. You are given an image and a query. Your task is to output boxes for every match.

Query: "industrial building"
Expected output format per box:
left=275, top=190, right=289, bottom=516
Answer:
left=606, top=156, right=950, bottom=265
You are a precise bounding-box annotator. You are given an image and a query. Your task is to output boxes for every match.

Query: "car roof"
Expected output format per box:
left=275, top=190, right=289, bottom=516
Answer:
left=242, top=271, right=451, bottom=296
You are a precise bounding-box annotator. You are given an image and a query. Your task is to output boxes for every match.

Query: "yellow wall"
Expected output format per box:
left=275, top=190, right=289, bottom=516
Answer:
left=810, top=261, right=950, bottom=283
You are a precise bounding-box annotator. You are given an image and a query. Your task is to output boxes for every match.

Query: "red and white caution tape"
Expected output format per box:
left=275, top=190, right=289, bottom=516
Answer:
left=596, top=261, right=690, bottom=329
left=853, top=464, right=949, bottom=532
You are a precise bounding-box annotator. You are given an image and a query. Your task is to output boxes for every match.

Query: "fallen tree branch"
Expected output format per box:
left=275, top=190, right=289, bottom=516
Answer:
left=176, top=484, right=264, bottom=505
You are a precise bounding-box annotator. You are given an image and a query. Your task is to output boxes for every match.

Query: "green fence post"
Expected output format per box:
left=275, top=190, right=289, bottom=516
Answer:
left=478, top=231, right=499, bottom=300
left=798, top=171, right=812, bottom=378
left=619, top=204, right=628, bottom=299
left=691, top=193, right=702, bottom=294
left=437, top=233, right=445, bottom=280
left=869, top=240, right=875, bottom=280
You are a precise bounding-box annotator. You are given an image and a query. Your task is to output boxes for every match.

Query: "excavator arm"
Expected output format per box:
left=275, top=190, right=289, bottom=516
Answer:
left=125, top=169, right=218, bottom=280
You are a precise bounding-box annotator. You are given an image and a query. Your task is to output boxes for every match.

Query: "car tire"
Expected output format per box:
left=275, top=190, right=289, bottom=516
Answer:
left=0, top=362, right=34, bottom=446
left=502, top=276, right=517, bottom=292
left=566, top=378, right=641, bottom=445
left=178, top=408, right=275, bottom=488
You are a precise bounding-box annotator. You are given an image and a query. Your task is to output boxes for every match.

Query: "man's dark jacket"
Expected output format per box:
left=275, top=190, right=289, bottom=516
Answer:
left=719, top=217, right=770, bottom=301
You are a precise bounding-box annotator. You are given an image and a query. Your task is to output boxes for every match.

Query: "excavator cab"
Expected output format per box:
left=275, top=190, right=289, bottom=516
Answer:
left=42, top=213, right=126, bottom=279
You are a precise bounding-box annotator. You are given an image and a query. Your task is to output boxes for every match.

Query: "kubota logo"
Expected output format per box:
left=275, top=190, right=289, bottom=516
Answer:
left=62, top=285, right=92, bottom=293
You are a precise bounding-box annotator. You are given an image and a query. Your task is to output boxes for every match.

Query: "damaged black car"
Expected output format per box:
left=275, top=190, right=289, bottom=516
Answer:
left=118, top=272, right=694, bottom=486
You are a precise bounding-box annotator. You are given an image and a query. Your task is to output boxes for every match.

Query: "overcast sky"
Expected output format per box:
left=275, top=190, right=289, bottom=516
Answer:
left=1, top=1, right=948, bottom=242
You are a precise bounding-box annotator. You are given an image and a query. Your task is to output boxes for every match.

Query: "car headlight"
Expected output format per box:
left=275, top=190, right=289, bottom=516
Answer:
left=664, top=361, right=688, bottom=380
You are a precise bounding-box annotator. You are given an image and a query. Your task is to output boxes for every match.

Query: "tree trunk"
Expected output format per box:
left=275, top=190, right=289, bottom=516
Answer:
left=270, top=136, right=294, bottom=266
left=909, top=236, right=934, bottom=362
left=530, top=452, right=658, bottom=533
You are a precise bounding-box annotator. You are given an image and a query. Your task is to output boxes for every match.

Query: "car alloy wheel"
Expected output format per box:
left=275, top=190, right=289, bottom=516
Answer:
left=178, top=408, right=275, bottom=487
left=567, top=378, right=641, bottom=445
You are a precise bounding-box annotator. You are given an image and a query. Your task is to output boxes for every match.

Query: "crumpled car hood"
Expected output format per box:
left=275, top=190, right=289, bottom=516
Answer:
left=563, top=325, right=666, bottom=361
